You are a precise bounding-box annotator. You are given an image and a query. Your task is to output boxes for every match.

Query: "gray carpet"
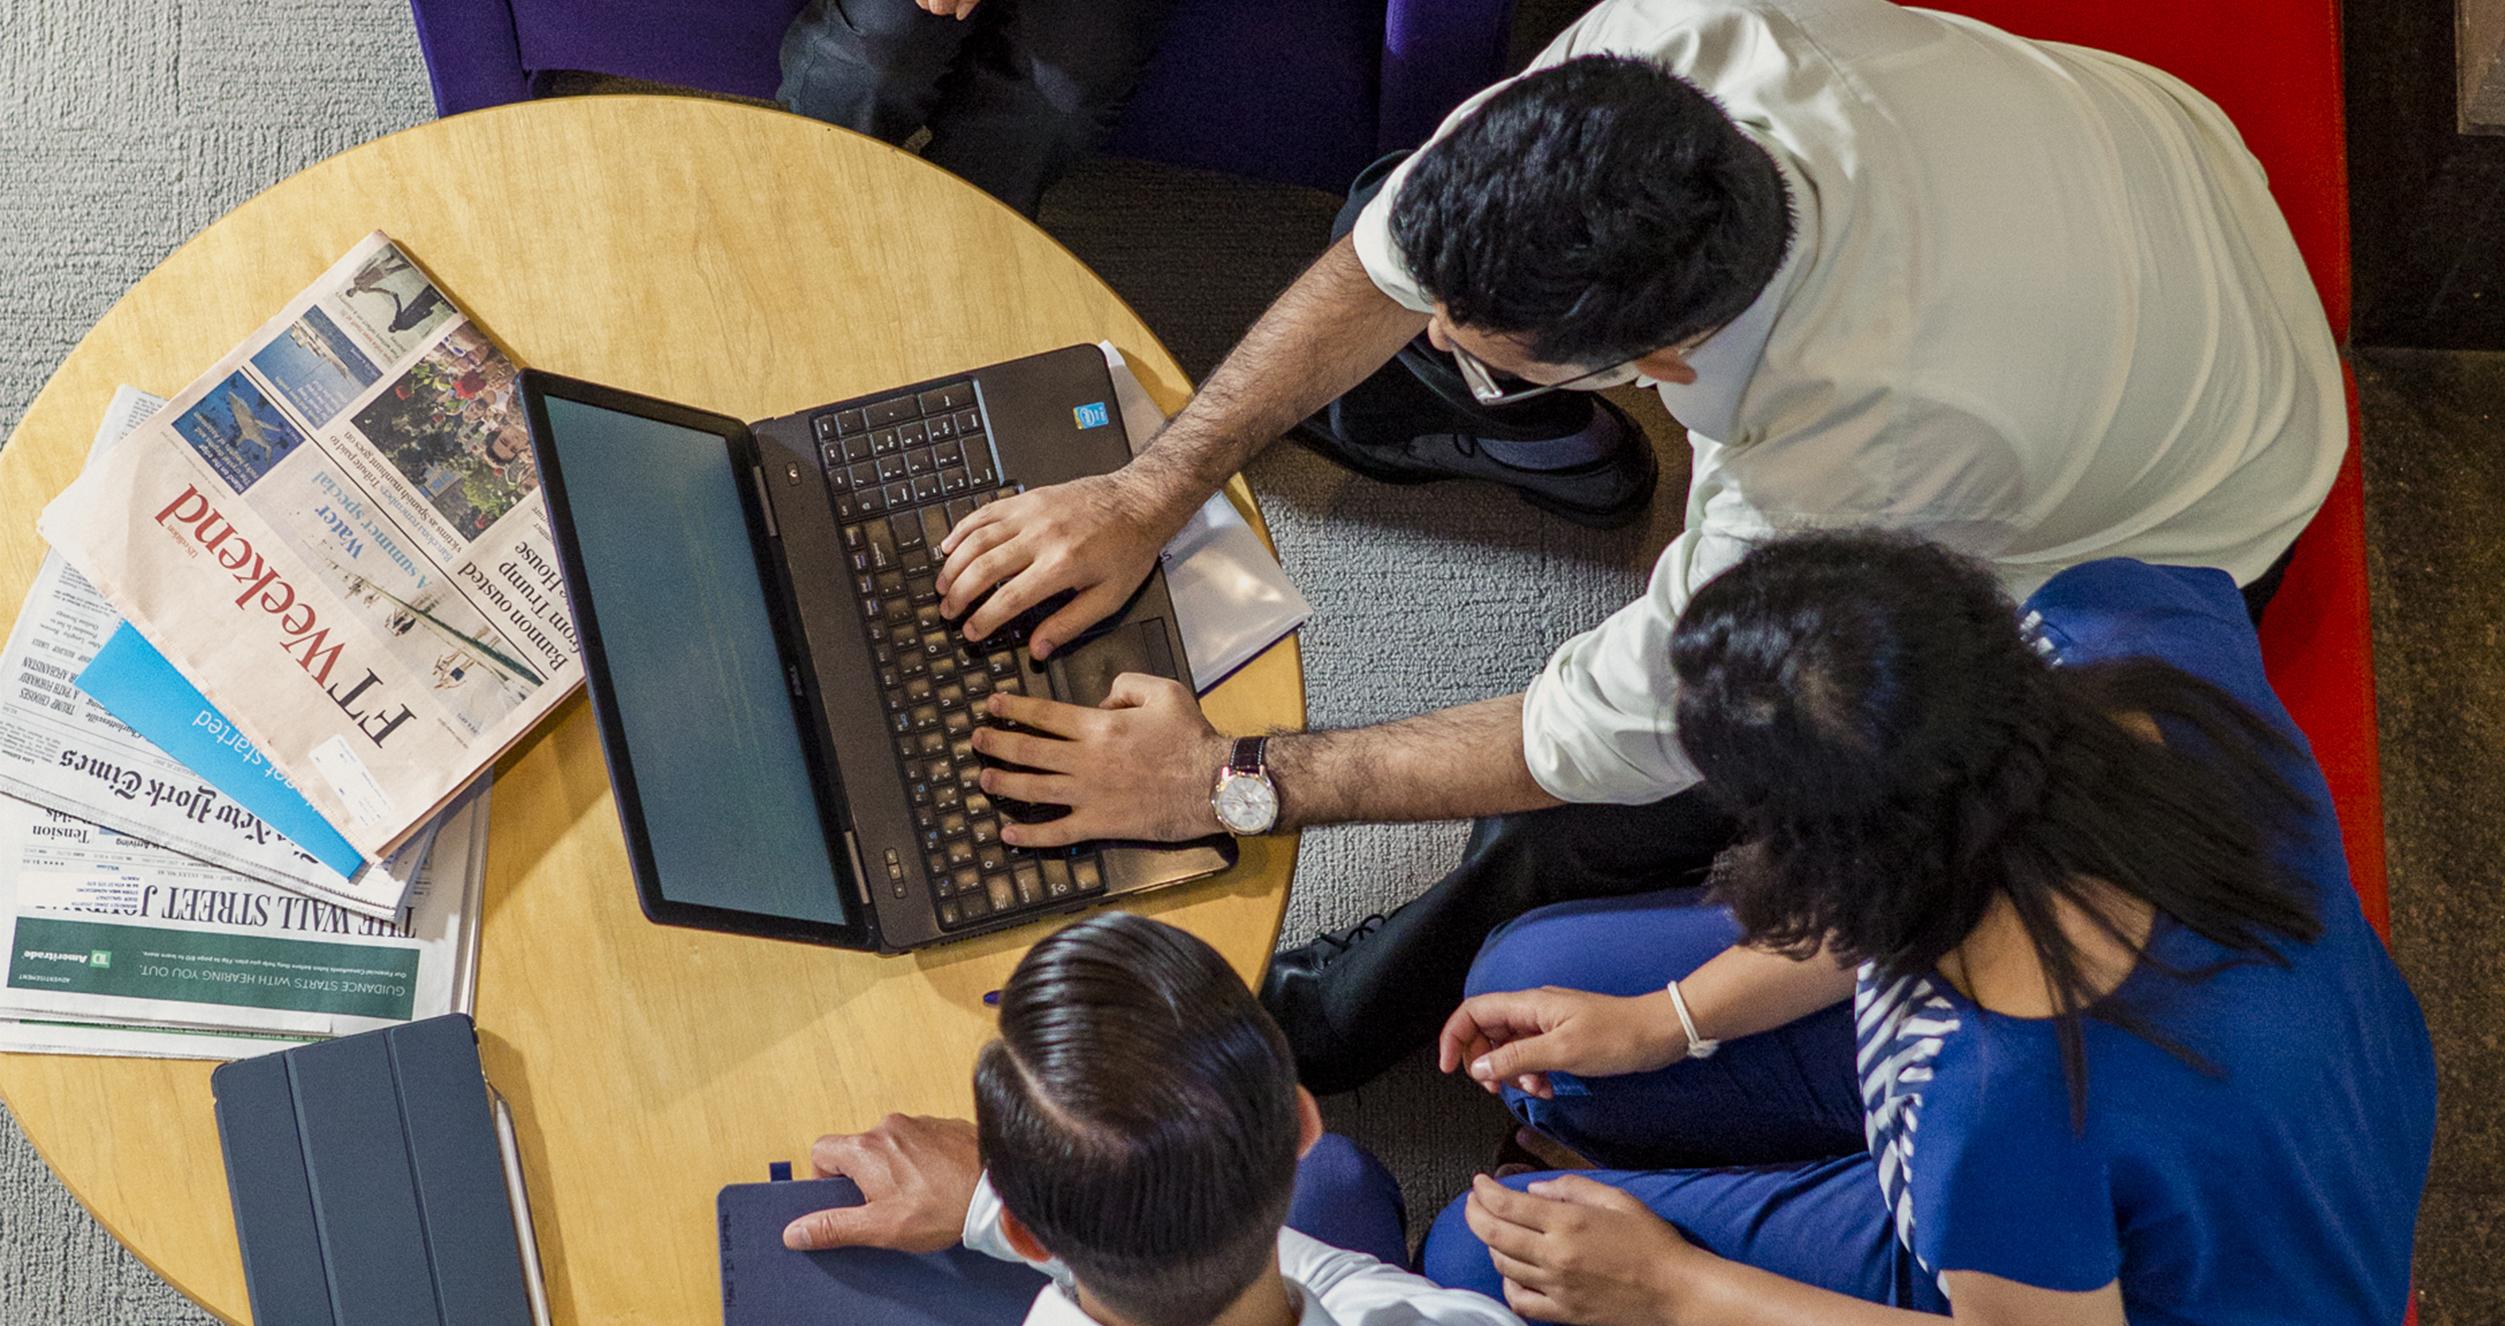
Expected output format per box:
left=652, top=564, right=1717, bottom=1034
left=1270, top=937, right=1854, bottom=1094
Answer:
left=2, top=8, right=440, bottom=1320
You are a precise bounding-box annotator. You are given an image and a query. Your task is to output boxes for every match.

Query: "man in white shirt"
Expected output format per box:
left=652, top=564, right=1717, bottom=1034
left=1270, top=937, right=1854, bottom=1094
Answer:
left=781, top=913, right=1524, bottom=1326
left=927, top=0, right=2344, bottom=1090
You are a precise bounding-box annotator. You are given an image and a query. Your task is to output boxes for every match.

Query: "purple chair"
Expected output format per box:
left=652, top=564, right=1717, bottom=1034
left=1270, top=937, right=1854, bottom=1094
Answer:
left=406, top=0, right=1518, bottom=193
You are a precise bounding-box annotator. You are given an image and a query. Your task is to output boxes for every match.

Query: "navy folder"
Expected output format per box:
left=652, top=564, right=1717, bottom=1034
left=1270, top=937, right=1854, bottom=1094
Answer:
left=211, top=1014, right=538, bottom=1326
left=719, top=1174, right=1047, bottom=1325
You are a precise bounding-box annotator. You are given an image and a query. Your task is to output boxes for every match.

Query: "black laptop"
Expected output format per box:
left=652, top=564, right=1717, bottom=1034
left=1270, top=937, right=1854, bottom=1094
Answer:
left=519, top=346, right=1233, bottom=952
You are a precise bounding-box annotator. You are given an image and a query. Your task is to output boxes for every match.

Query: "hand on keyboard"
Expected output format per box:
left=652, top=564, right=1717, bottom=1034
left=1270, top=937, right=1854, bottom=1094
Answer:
left=824, top=384, right=1127, bottom=931
left=969, top=677, right=1231, bottom=848
left=947, top=582, right=1145, bottom=663
left=935, top=469, right=1189, bottom=659
left=971, top=714, right=1069, bottom=824
left=947, top=586, right=1074, bottom=654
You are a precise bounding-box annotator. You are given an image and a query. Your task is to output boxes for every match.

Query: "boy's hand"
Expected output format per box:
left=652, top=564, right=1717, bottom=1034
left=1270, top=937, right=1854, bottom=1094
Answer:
left=915, top=0, right=981, bottom=17
left=784, top=1114, right=983, bottom=1251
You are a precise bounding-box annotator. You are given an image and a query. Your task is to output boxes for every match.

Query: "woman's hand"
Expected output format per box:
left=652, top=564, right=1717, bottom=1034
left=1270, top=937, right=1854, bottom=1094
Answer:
left=1438, top=986, right=1689, bottom=1098
left=1465, top=1174, right=1709, bottom=1326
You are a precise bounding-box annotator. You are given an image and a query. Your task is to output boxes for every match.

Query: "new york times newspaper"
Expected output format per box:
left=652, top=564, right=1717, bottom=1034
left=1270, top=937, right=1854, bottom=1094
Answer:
left=40, top=233, right=579, bottom=859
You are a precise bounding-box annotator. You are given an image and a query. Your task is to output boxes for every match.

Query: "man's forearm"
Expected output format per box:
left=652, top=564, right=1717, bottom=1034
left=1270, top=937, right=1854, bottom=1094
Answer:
left=1129, top=235, right=1426, bottom=508
left=1266, top=694, right=1561, bottom=829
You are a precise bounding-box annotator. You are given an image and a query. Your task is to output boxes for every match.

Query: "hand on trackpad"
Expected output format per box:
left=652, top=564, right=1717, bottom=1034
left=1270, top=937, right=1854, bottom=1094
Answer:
left=1047, top=620, right=1176, bottom=706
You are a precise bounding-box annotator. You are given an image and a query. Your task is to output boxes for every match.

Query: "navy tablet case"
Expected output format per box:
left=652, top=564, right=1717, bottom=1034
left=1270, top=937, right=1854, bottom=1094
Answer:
left=210, top=1014, right=538, bottom=1326
left=719, top=1174, right=1046, bottom=1325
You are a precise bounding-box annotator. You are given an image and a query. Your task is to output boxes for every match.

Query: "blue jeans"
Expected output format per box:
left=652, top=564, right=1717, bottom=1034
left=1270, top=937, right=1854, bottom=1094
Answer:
left=1288, top=1132, right=1410, bottom=1269
left=1417, top=891, right=1950, bottom=1317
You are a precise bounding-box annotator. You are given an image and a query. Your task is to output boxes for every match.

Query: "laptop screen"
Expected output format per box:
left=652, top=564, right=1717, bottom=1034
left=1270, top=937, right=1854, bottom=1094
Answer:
left=534, top=396, right=848, bottom=927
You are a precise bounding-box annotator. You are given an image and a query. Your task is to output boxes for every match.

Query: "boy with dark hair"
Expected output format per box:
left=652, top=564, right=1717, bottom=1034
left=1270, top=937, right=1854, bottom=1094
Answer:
left=784, top=912, right=1520, bottom=1326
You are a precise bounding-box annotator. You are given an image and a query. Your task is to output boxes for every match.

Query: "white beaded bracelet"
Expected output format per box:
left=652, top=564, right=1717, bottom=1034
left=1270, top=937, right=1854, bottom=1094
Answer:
left=1666, top=978, right=1720, bottom=1059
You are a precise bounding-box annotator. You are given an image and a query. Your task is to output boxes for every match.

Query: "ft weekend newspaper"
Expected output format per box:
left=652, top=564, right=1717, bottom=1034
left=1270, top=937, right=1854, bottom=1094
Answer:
left=0, top=388, right=433, bottom=917
left=39, top=233, right=579, bottom=863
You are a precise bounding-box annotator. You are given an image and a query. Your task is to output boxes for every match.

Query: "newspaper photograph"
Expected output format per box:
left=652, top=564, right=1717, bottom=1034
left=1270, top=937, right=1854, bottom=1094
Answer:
left=38, top=233, right=579, bottom=859
left=0, top=388, right=430, bottom=917
left=0, top=786, right=486, bottom=1057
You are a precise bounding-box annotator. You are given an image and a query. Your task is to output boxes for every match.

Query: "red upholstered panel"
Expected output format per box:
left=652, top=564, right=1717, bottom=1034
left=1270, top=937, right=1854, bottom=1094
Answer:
left=2260, top=379, right=2386, bottom=932
left=1907, top=0, right=2387, bottom=940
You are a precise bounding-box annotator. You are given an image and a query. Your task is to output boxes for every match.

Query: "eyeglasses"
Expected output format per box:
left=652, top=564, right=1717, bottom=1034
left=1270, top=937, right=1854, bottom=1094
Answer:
left=1449, top=330, right=1707, bottom=407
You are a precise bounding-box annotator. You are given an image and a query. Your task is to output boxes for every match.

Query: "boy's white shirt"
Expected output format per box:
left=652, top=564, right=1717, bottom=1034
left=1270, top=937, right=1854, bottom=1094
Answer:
left=964, top=1175, right=1526, bottom=1326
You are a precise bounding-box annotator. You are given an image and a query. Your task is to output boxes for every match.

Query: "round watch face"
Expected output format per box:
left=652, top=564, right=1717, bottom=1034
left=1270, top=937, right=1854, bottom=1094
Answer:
left=1214, top=773, right=1278, bottom=834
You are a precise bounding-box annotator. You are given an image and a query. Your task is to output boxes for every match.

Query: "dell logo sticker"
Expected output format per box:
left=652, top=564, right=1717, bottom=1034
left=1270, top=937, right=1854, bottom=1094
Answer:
left=1072, top=401, right=1111, bottom=430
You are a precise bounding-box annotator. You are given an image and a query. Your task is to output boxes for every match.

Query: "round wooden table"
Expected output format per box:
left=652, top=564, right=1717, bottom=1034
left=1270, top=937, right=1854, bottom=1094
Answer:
left=0, top=96, right=1303, bottom=1325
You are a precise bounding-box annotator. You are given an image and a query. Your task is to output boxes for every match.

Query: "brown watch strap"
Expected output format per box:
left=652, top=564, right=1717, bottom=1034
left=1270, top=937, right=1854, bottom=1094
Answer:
left=1229, top=736, right=1267, bottom=777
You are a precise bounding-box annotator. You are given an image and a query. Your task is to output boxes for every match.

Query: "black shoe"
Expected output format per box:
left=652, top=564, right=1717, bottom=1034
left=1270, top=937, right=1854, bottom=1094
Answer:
left=1260, top=911, right=1402, bottom=1095
left=1291, top=395, right=1657, bottom=529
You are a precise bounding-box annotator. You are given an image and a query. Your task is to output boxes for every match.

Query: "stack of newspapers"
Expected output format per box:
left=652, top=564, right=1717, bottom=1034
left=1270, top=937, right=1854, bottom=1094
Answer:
left=0, top=234, right=581, bottom=1059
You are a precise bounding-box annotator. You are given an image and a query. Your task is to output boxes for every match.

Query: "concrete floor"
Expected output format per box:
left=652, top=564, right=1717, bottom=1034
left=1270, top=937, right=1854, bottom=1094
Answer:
left=2356, top=348, right=2505, bottom=1326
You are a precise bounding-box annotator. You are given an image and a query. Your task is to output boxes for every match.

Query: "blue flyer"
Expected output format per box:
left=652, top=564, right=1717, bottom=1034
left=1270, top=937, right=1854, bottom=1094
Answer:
left=76, top=626, right=367, bottom=880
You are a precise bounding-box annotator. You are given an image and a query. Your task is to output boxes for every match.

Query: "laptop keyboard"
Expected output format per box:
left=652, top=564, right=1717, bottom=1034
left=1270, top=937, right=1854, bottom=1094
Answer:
left=816, top=380, right=1109, bottom=932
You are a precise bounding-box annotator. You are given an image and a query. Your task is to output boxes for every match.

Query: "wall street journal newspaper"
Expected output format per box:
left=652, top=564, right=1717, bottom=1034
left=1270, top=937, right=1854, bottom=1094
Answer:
left=39, top=233, right=579, bottom=859
left=0, top=788, right=485, bottom=1059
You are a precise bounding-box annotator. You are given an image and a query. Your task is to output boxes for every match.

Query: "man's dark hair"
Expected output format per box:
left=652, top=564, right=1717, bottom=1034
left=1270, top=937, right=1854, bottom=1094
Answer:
left=1670, top=532, right=2324, bottom=1126
left=974, top=913, right=1301, bottom=1326
left=1390, top=54, right=1794, bottom=369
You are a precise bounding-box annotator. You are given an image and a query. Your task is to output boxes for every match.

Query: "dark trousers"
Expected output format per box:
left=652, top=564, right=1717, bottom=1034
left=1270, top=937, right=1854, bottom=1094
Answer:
left=777, top=0, right=1179, bottom=216
left=1286, top=1132, right=1411, bottom=1269
left=2240, top=542, right=2294, bottom=624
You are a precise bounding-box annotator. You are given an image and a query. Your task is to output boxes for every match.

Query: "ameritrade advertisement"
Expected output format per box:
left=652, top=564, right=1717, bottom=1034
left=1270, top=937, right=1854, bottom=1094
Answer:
left=0, top=788, right=484, bottom=1056
left=38, top=233, right=579, bottom=860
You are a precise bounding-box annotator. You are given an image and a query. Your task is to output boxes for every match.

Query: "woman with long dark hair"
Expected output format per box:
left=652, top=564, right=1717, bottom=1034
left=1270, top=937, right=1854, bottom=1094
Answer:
left=1419, top=531, right=2432, bottom=1325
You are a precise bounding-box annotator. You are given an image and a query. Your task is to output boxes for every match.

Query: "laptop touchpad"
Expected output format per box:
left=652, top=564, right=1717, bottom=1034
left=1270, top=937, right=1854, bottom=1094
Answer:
left=1048, top=619, right=1176, bottom=707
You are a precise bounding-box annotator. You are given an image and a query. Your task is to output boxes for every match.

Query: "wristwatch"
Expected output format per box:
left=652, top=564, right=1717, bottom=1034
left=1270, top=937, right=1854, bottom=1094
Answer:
left=1209, top=737, right=1280, bottom=836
